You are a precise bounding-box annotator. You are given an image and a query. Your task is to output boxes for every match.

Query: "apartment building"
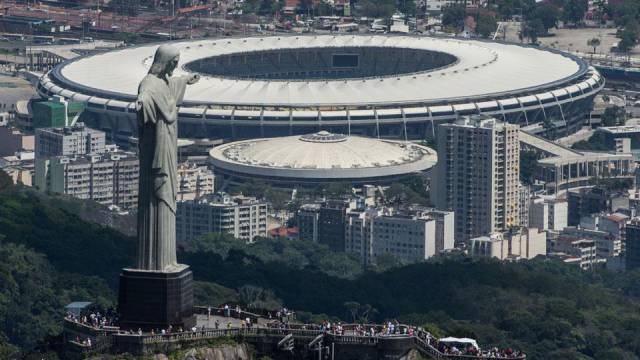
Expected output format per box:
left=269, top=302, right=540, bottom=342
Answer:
left=432, top=116, right=520, bottom=243
left=176, top=192, right=268, bottom=243
left=38, top=151, right=139, bottom=209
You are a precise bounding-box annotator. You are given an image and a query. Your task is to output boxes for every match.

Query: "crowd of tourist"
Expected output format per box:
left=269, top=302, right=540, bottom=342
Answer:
left=437, top=342, right=526, bottom=358
left=321, top=320, right=417, bottom=337
left=64, top=303, right=524, bottom=358
left=71, top=335, right=92, bottom=348
left=66, top=307, right=118, bottom=329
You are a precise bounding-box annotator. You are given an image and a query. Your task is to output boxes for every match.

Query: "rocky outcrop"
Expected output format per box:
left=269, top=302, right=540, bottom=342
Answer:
left=88, top=344, right=251, bottom=360
left=179, top=345, right=251, bottom=360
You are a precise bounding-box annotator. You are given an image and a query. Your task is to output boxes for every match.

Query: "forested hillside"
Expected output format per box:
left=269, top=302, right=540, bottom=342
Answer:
left=0, top=180, right=639, bottom=359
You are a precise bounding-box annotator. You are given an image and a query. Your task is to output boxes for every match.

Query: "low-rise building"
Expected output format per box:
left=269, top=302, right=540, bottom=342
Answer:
left=551, top=237, right=600, bottom=270
left=35, top=122, right=105, bottom=159
left=31, top=97, right=85, bottom=129
left=568, top=187, right=629, bottom=226
left=468, top=233, right=510, bottom=259
left=626, top=218, right=640, bottom=270
left=297, top=203, right=321, bottom=242
left=317, top=199, right=359, bottom=252
left=0, top=126, right=34, bottom=157
left=0, top=151, right=35, bottom=186
left=176, top=192, right=268, bottom=243
left=371, top=214, right=437, bottom=263
left=419, top=209, right=455, bottom=253
left=344, top=207, right=454, bottom=265
left=177, top=162, right=215, bottom=201
left=2, top=165, right=33, bottom=186
left=468, top=227, right=546, bottom=260
left=529, top=196, right=568, bottom=231
left=561, top=227, right=622, bottom=260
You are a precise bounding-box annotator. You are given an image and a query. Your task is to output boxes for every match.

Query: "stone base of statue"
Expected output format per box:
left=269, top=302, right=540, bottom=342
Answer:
left=118, top=264, right=195, bottom=330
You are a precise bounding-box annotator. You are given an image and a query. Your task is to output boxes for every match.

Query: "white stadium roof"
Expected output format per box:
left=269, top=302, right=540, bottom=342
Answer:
left=55, top=35, right=584, bottom=107
left=210, top=131, right=437, bottom=180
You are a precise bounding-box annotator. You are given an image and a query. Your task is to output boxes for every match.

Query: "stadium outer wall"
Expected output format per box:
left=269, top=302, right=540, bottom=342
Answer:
left=69, top=91, right=599, bottom=146
left=36, top=36, right=604, bottom=145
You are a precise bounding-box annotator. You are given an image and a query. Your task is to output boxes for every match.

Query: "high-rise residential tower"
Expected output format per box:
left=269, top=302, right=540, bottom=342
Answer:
left=432, top=116, right=520, bottom=243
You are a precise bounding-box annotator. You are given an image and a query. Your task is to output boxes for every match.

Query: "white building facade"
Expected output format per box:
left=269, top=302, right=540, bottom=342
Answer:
left=468, top=227, right=546, bottom=260
left=177, top=162, right=215, bottom=201
left=432, top=116, right=520, bottom=243
left=345, top=208, right=454, bottom=265
left=529, top=196, right=568, bottom=232
left=176, top=192, right=268, bottom=243
left=36, top=151, right=139, bottom=209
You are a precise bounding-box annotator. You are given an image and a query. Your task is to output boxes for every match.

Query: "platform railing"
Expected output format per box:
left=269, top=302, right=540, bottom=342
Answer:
left=63, top=311, right=525, bottom=359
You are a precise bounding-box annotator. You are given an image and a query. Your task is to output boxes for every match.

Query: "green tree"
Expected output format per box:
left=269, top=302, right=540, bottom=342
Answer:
left=617, top=28, right=638, bottom=53
left=324, top=182, right=353, bottom=197
left=193, top=281, right=239, bottom=306
left=372, top=252, right=404, bottom=271
left=0, top=169, right=12, bottom=192
left=476, top=13, right=498, bottom=38
left=571, top=132, right=609, bottom=151
left=398, top=0, right=416, bottom=17
left=358, top=0, right=396, bottom=18
left=562, top=0, right=588, bottom=26
left=587, top=37, right=601, bottom=53
left=494, top=0, right=536, bottom=19
left=521, top=18, right=545, bottom=43
left=520, top=151, right=538, bottom=185
left=609, top=0, right=640, bottom=29
left=531, top=3, right=560, bottom=33
left=442, top=4, right=466, bottom=30
left=316, top=1, right=334, bottom=16
left=343, top=301, right=361, bottom=322
left=601, top=105, right=626, bottom=126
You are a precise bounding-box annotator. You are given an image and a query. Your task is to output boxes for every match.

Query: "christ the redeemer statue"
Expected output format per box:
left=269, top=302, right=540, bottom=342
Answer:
left=136, top=45, right=199, bottom=271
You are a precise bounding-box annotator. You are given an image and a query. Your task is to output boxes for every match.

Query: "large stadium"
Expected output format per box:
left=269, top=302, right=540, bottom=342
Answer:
left=37, top=34, right=604, bottom=143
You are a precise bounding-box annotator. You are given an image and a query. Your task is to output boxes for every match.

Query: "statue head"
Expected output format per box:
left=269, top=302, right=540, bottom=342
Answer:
left=149, top=45, right=180, bottom=78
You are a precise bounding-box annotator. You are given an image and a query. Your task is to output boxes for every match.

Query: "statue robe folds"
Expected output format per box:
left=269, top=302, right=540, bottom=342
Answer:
left=136, top=73, right=190, bottom=272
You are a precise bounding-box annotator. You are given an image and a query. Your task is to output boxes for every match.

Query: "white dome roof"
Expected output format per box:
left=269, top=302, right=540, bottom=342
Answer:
left=210, top=132, right=437, bottom=181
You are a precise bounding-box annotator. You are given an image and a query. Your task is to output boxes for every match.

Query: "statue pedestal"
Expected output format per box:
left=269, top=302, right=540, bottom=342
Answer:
left=118, top=264, right=195, bottom=330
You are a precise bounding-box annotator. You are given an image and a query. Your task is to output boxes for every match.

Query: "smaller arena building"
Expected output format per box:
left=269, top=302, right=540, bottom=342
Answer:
left=209, top=131, right=437, bottom=187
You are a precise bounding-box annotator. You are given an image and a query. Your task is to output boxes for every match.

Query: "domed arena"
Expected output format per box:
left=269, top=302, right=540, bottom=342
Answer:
left=209, top=131, right=437, bottom=186
left=37, top=34, right=603, bottom=143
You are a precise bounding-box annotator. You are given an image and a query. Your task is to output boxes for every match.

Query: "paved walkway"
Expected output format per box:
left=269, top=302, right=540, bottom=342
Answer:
left=195, top=314, right=269, bottom=329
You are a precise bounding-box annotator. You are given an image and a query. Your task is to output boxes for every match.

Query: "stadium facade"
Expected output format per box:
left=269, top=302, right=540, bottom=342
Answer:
left=209, top=131, right=437, bottom=186
left=37, top=35, right=603, bottom=144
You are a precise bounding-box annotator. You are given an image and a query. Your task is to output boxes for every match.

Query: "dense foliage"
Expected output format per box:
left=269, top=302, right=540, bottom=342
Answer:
left=0, top=187, right=137, bottom=287
left=519, top=151, right=539, bottom=185
left=601, top=105, right=627, bottom=127
left=0, top=180, right=639, bottom=359
left=183, top=244, right=640, bottom=359
left=188, top=233, right=364, bottom=279
left=571, top=132, right=610, bottom=151
left=0, top=242, right=114, bottom=358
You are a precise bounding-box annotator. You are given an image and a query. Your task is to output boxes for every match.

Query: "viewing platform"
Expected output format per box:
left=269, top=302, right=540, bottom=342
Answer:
left=62, top=306, right=526, bottom=360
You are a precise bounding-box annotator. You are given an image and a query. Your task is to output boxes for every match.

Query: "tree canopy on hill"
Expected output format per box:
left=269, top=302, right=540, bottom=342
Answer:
left=0, top=182, right=639, bottom=359
left=183, top=248, right=640, bottom=359
left=0, top=186, right=137, bottom=287
left=0, top=242, right=114, bottom=358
